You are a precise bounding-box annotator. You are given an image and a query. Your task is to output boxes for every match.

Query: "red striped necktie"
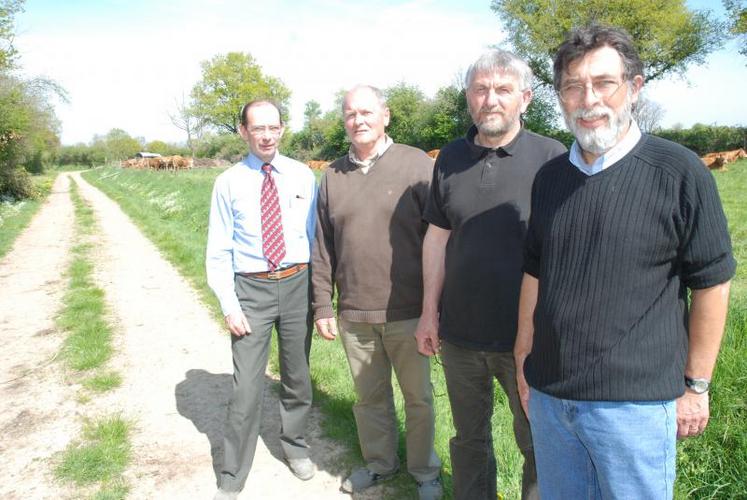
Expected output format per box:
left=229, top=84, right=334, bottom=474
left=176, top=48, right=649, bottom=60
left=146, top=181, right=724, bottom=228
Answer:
left=260, top=163, right=286, bottom=271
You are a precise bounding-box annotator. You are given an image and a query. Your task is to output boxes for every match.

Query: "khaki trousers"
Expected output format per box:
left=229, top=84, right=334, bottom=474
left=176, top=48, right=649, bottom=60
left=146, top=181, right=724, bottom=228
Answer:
left=339, top=318, right=441, bottom=482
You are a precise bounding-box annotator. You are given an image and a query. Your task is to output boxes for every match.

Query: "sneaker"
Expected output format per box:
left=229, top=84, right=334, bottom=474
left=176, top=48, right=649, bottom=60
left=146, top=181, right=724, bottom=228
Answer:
left=417, top=478, right=443, bottom=500
left=341, top=467, right=398, bottom=493
left=213, top=488, right=238, bottom=500
left=287, top=457, right=316, bottom=480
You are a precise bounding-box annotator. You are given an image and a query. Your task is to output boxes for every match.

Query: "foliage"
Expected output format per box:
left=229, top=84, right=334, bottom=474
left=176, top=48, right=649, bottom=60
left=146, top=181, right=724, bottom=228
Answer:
left=90, top=129, right=142, bottom=162
left=144, top=139, right=187, bottom=157
left=523, top=84, right=560, bottom=136
left=724, top=0, right=747, bottom=59
left=0, top=171, right=53, bottom=258
left=655, top=124, right=747, bottom=156
left=190, top=52, right=291, bottom=134
left=385, top=83, right=427, bottom=147
left=0, top=0, right=23, bottom=70
left=417, top=85, right=472, bottom=152
left=194, top=131, right=246, bottom=161
left=0, top=74, right=63, bottom=196
left=490, top=0, right=725, bottom=86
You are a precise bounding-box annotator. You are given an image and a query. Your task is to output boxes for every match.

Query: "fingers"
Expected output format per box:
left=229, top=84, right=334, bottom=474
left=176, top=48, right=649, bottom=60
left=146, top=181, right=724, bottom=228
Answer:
left=676, top=392, right=710, bottom=439
left=516, top=374, right=530, bottom=418
left=315, top=318, right=337, bottom=341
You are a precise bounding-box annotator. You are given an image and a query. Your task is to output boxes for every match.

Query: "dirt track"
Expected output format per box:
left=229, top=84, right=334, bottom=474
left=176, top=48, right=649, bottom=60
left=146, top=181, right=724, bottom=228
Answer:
left=0, top=172, right=381, bottom=499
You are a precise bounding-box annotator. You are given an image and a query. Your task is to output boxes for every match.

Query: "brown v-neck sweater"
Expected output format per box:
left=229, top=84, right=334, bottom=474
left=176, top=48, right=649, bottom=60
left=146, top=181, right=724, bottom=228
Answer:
left=311, top=143, right=434, bottom=323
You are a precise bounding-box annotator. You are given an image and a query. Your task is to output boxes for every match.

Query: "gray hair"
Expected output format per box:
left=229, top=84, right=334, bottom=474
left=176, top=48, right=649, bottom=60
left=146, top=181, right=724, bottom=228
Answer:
left=553, top=24, right=644, bottom=91
left=465, top=49, right=534, bottom=91
left=342, top=84, right=388, bottom=113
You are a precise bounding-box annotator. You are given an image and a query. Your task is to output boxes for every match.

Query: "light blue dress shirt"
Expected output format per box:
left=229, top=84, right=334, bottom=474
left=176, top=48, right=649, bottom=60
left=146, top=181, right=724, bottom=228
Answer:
left=206, top=152, right=318, bottom=316
left=569, top=121, right=642, bottom=175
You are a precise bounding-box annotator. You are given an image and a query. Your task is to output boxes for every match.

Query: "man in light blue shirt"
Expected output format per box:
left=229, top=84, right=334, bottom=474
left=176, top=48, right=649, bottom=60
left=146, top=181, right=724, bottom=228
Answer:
left=206, top=100, right=317, bottom=500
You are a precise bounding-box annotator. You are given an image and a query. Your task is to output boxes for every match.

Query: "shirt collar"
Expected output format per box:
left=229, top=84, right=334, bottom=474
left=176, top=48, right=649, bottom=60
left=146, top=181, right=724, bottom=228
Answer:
left=245, top=151, right=288, bottom=174
left=348, top=135, right=393, bottom=169
left=465, top=125, right=525, bottom=160
left=569, top=121, right=642, bottom=176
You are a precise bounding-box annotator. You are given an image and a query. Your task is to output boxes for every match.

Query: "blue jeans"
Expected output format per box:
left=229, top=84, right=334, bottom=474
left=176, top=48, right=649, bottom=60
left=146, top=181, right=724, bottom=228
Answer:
left=528, top=388, right=676, bottom=500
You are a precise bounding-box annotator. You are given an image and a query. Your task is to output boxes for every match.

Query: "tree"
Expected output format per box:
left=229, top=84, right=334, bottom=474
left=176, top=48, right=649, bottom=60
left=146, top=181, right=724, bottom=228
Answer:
left=724, top=0, right=747, bottom=59
left=190, top=52, right=291, bottom=134
left=169, top=93, right=202, bottom=157
left=633, top=95, right=665, bottom=133
left=418, top=85, right=471, bottom=151
left=385, top=83, right=427, bottom=147
left=522, top=84, right=560, bottom=136
left=91, top=129, right=141, bottom=162
left=0, top=0, right=23, bottom=71
left=491, top=0, right=724, bottom=86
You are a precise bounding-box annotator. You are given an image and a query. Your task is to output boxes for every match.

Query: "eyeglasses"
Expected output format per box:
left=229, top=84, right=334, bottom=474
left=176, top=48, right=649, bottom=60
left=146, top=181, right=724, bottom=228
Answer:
left=248, top=125, right=283, bottom=136
left=558, top=79, right=626, bottom=103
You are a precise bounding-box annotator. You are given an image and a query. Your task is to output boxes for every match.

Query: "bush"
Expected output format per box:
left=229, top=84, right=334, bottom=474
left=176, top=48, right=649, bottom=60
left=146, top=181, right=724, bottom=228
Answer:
left=656, top=124, right=747, bottom=156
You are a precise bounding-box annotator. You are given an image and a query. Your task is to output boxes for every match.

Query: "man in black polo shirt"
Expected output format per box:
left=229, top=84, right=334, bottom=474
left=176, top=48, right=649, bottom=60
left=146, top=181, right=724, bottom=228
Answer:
left=415, top=49, right=565, bottom=500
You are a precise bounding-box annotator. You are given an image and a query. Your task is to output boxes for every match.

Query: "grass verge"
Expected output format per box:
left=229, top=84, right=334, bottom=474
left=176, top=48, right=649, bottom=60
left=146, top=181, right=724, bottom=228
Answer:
left=0, top=172, right=55, bottom=259
left=82, top=162, right=747, bottom=499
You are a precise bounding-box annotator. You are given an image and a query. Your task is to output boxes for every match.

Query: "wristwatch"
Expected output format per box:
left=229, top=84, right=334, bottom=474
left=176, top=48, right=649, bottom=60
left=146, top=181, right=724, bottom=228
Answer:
left=685, top=376, right=710, bottom=394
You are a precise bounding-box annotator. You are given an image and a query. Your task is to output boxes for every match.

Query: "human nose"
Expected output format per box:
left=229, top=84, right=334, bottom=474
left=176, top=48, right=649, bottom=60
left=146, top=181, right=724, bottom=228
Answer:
left=485, top=88, right=500, bottom=107
left=353, top=113, right=365, bottom=126
left=581, top=83, right=602, bottom=107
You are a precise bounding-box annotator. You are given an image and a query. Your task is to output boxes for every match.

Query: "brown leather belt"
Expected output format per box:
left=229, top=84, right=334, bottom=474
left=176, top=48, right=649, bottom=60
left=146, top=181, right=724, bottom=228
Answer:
left=238, top=263, right=308, bottom=280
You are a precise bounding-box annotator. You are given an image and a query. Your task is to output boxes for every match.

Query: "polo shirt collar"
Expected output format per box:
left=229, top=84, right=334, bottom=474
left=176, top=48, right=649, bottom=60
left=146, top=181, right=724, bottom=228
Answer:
left=465, top=125, right=525, bottom=160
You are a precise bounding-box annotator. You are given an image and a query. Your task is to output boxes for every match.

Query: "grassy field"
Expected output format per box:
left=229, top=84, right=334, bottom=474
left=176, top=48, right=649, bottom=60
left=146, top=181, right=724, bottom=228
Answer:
left=81, top=161, right=747, bottom=499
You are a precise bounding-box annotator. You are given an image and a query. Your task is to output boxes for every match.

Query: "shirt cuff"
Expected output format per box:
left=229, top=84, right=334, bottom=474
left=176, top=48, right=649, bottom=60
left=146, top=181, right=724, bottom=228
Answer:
left=313, top=305, right=335, bottom=321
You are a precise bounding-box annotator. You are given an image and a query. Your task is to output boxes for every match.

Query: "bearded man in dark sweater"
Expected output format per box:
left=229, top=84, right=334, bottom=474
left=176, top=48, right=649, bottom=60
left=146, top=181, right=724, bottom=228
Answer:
left=311, top=85, right=442, bottom=500
left=515, top=25, right=736, bottom=500
left=415, top=49, right=565, bottom=500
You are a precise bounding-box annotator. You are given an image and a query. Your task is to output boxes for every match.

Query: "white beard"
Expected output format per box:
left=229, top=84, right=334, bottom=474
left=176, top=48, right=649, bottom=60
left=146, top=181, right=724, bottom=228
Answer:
left=563, top=90, right=633, bottom=155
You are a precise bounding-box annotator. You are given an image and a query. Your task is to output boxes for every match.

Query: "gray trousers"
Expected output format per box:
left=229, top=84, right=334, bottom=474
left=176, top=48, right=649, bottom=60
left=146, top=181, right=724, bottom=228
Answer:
left=441, top=340, right=538, bottom=500
left=339, top=318, right=441, bottom=482
left=219, top=268, right=312, bottom=492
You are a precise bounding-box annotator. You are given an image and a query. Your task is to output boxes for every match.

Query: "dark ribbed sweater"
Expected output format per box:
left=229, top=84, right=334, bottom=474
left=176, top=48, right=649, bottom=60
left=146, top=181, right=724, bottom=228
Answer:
left=311, top=143, right=433, bottom=323
left=523, top=134, right=736, bottom=401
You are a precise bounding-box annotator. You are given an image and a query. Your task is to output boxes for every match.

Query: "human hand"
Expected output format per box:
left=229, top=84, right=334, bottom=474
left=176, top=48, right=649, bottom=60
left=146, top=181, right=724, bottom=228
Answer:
left=676, top=390, right=709, bottom=439
left=414, top=314, right=440, bottom=356
left=315, top=317, right=338, bottom=340
left=225, top=311, right=251, bottom=337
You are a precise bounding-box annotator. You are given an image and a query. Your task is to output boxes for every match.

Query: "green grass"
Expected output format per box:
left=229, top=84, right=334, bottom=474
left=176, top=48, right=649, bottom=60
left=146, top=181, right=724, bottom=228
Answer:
left=0, top=172, right=55, bottom=258
left=57, top=181, right=113, bottom=372
left=673, top=160, right=747, bottom=500
left=82, top=371, right=123, bottom=393
left=81, top=161, right=747, bottom=499
left=55, top=415, right=131, bottom=485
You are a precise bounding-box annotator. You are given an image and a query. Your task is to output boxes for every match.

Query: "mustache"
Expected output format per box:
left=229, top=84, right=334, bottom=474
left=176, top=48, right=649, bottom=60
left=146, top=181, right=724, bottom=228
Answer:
left=571, top=106, right=613, bottom=121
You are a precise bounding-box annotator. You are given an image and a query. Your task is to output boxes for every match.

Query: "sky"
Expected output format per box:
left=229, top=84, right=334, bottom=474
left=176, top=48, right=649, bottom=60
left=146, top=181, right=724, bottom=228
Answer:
left=13, top=0, right=747, bottom=146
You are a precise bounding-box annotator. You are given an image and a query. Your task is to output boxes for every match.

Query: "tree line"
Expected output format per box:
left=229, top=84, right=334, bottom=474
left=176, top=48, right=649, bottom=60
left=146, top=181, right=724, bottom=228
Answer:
left=3, top=0, right=746, bottom=199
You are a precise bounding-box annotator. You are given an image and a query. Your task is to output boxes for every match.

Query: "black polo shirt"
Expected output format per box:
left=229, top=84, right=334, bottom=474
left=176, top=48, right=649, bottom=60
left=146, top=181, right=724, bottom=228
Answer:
left=424, top=126, right=565, bottom=351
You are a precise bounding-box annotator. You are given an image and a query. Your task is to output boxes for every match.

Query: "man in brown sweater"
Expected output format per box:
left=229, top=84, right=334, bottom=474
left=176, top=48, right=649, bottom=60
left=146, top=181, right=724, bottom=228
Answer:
left=312, top=85, right=442, bottom=499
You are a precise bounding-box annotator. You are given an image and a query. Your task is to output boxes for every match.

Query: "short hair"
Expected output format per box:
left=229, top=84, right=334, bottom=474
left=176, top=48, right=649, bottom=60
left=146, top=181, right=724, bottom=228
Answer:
left=464, top=49, right=534, bottom=91
left=239, top=100, right=284, bottom=127
left=553, top=24, right=644, bottom=90
left=342, top=85, right=388, bottom=113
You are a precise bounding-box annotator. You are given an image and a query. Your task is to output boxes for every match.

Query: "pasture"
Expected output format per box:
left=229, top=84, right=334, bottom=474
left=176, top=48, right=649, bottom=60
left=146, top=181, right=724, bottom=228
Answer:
left=78, top=160, right=747, bottom=499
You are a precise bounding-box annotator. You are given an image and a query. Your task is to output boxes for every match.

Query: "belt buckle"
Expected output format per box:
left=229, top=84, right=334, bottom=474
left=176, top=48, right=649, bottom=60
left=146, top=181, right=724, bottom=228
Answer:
left=267, top=269, right=282, bottom=279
